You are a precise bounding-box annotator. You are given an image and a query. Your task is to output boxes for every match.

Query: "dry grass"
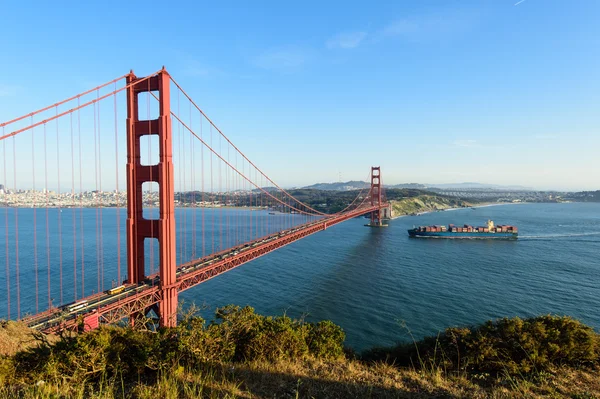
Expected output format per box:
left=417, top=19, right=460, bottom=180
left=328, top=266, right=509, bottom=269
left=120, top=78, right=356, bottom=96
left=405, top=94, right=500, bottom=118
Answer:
left=1, top=314, right=599, bottom=398
left=228, top=359, right=600, bottom=398
left=0, top=320, right=57, bottom=356
left=0, top=353, right=599, bottom=398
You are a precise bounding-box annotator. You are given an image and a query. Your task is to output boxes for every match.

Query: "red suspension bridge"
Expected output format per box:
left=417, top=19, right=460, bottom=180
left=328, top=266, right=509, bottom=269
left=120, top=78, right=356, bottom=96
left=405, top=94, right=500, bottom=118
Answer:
left=0, top=68, right=389, bottom=332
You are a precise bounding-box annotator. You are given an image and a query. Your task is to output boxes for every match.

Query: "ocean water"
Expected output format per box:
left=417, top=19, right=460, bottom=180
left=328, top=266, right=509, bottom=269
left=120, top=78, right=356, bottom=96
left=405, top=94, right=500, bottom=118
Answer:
left=1, top=203, right=599, bottom=351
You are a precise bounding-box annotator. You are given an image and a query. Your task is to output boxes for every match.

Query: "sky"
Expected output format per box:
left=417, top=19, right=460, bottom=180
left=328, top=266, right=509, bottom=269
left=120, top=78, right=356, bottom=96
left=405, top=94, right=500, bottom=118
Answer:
left=0, top=0, right=599, bottom=191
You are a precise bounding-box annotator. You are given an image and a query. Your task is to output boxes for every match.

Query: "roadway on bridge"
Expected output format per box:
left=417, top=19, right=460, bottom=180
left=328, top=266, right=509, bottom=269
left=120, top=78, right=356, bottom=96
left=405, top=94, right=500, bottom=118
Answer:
left=25, top=205, right=382, bottom=331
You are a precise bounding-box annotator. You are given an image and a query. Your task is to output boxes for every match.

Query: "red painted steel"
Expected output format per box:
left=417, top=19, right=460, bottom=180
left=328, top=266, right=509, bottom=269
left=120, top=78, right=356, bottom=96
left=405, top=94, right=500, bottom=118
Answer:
left=126, top=69, right=177, bottom=327
left=83, top=312, right=99, bottom=331
left=369, top=166, right=383, bottom=226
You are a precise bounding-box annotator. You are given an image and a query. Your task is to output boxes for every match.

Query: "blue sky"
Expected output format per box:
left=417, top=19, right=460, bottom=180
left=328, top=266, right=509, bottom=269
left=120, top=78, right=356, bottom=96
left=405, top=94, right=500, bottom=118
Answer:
left=1, top=0, right=599, bottom=191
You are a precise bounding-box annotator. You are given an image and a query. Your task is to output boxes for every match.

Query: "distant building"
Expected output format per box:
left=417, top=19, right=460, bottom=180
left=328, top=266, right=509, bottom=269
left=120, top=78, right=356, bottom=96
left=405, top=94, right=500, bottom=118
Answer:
left=0, top=183, right=4, bottom=193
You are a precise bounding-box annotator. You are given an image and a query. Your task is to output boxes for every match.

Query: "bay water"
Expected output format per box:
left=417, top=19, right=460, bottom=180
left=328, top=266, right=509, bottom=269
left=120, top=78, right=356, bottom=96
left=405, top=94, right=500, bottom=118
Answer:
left=1, top=203, right=599, bottom=352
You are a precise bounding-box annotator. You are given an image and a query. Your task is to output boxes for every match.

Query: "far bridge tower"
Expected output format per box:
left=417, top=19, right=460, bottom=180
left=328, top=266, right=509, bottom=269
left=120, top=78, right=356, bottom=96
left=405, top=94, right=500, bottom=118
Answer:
left=366, top=166, right=390, bottom=227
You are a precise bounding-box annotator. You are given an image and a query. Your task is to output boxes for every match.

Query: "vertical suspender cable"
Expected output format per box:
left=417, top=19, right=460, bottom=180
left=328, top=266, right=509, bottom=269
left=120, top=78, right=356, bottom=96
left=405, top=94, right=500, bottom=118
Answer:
left=227, top=145, right=230, bottom=249
left=258, top=169, right=261, bottom=238
left=56, top=106, right=63, bottom=304
left=44, top=124, right=50, bottom=310
left=265, top=175, right=268, bottom=236
left=252, top=168, right=255, bottom=238
left=97, top=92, right=104, bottom=292
left=78, top=98, right=85, bottom=297
left=235, top=151, right=238, bottom=246
left=94, top=100, right=100, bottom=294
left=219, top=134, right=222, bottom=251
left=177, top=89, right=183, bottom=265
left=180, top=90, right=187, bottom=262
left=245, top=160, right=249, bottom=241
left=249, top=161, right=252, bottom=242
left=190, top=101, right=196, bottom=259
left=13, top=136, right=20, bottom=318
left=201, top=115, right=205, bottom=258
left=238, top=152, right=241, bottom=246
left=70, top=113, right=77, bottom=300
left=114, top=86, right=121, bottom=285
left=210, top=125, right=214, bottom=255
left=242, top=159, right=245, bottom=242
left=31, top=119, right=38, bottom=313
left=260, top=172, right=263, bottom=238
left=3, top=135, right=9, bottom=319
left=256, top=169, right=259, bottom=238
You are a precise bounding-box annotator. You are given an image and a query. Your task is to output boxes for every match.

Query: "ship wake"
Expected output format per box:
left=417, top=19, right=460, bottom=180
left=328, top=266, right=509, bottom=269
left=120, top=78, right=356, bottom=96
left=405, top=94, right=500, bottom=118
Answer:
left=520, top=232, right=600, bottom=239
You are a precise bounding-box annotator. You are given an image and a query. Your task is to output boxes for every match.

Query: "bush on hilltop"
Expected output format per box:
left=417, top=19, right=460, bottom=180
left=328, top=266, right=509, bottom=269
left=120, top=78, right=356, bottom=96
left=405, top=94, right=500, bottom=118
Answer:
left=2, top=310, right=599, bottom=398
left=7, top=305, right=346, bottom=387
left=362, top=315, right=600, bottom=376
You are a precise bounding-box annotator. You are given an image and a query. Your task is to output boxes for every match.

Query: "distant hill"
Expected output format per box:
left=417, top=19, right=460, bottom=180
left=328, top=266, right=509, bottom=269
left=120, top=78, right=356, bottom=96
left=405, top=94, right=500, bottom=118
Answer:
left=565, top=190, right=600, bottom=202
left=301, top=181, right=533, bottom=191
left=389, top=183, right=429, bottom=189
left=429, top=182, right=534, bottom=191
left=252, top=186, right=278, bottom=193
left=301, top=181, right=369, bottom=191
left=302, top=181, right=432, bottom=191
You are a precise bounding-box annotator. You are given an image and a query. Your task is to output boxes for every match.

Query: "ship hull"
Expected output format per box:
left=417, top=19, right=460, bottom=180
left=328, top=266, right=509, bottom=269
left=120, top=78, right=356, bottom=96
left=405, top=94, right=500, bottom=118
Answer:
left=408, top=230, right=517, bottom=239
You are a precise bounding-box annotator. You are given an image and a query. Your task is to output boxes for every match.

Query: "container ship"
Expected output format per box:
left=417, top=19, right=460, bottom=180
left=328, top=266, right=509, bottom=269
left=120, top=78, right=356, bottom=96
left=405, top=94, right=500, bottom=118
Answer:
left=408, top=220, right=518, bottom=239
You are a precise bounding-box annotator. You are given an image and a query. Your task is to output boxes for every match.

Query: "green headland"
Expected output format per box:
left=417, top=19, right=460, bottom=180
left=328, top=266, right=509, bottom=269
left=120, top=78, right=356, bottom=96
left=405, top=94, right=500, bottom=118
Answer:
left=1, top=307, right=599, bottom=398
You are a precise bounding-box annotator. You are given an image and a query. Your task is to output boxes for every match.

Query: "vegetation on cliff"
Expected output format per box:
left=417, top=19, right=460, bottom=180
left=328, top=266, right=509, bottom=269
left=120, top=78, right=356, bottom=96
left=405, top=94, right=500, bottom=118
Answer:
left=389, top=195, right=471, bottom=218
left=1, top=310, right=599, bottom=398
left=177, top=186, right=473, bottom=215
left=284, top=187, right=472, bottom=215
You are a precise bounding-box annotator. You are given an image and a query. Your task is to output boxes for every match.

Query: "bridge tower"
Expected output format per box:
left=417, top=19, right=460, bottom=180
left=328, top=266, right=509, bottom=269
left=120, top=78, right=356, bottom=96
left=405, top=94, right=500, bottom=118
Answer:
left=367, top=166, right=388, bottom=227
left=126, top=69, right=177, bottom=327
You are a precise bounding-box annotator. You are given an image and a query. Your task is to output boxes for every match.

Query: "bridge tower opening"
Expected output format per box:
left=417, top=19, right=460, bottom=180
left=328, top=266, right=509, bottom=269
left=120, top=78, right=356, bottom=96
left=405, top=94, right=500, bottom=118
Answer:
left=126, top=69, right=177, bottom=327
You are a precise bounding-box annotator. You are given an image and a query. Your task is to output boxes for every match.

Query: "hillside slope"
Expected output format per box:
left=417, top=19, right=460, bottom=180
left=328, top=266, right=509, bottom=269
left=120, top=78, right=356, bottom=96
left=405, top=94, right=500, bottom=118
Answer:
left=1, top=310, right=599, bottom=398
left=389, top=195, right=471, bottom=218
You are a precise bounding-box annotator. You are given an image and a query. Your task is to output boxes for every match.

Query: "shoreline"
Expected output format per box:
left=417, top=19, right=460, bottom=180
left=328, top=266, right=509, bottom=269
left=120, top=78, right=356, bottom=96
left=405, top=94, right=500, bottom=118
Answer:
left=0, top=205, right=270, bottom=211
left=389, top=202, right=526, bottom=220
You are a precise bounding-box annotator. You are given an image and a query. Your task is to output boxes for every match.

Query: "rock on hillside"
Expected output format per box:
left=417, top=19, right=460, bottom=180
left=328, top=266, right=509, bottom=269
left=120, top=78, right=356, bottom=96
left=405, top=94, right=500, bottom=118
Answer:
left=390, top=195, right=470, bottom=218
left=0, top=321, right=56, bottom=356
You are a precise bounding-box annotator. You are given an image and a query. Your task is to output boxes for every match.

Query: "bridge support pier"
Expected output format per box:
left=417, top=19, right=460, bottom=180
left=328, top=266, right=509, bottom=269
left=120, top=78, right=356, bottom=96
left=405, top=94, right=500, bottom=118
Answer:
left=126, top=69, right=177, bottom=328
left=366, top=166, right=388, bottom=227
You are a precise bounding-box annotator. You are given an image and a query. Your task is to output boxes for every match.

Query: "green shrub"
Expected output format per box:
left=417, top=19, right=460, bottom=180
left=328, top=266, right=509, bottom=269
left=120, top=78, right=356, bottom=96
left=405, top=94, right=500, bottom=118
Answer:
left=15, top=326, right=164, bottom=383
left=174, top=314, right=236, bottom=365
left=211, top=305, right=334, bottom=361
left=175, top=305, right=345, bottom=363
left=239, top=315, right=310, bottom=361
left=362, top=315, right=600, bottom=376
left=11, top=305, right=346, bottom=387
left=307, top=320, right=346, bottom=359
left=0, top=356, right=14, bottom=386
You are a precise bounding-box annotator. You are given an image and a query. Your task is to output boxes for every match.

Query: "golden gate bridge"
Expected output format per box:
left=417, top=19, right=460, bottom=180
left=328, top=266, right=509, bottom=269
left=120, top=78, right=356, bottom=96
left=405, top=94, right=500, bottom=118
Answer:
left=0, top=68, right=389, bottom=332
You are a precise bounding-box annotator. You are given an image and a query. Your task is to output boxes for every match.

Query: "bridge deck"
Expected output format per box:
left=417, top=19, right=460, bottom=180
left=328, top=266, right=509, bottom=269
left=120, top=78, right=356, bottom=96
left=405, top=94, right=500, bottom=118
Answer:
left=24, top=204, right=383, bottom=332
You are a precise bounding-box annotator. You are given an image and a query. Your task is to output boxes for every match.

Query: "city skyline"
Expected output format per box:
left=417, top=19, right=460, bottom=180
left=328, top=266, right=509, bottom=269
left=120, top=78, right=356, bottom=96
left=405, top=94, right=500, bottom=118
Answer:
left=0, top=178, right=596, bottom=194
left=1, top=1, right=599, bottom=191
